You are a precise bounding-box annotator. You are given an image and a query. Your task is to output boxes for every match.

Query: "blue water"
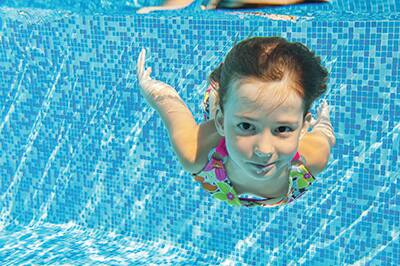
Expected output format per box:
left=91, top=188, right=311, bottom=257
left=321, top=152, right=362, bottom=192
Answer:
left=0, top=0, right=399, bottom=264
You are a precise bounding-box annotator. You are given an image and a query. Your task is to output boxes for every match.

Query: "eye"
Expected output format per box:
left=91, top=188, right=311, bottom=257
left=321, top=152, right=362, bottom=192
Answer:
left=276, top=126, right=294, bottom=134
left=237, top=124, right=294, bottom=135
left=237, top=122, right=255, bottom=131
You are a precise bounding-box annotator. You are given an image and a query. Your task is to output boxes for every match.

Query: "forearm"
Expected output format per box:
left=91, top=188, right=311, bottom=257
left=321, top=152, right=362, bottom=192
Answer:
left=241, top=0, right=304, bottom=5
left=301, top=130, right=332, bottom=150
left=162, top=0, right=194, bottom=7
left=138, top=76, right=197, bottom=134
left=297, top=130, right=333, bottom=175
left=297, top=100, right=335, bottom=174
left=136, top=48, right=199, bottom=164
left=152, top=94, right=197, bottom=135
left=152, top=95, right=200, bottom=167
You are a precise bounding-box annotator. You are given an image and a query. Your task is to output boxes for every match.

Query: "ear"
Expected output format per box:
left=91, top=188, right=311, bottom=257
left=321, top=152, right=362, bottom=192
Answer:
left=299, top=112, right=312, bottom=140
left=214, top=106, right=225, bottom=137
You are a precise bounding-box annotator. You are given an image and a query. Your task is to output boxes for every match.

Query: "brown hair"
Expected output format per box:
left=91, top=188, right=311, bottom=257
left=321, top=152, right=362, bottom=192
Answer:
left=208, top=37, right=328, bottom=119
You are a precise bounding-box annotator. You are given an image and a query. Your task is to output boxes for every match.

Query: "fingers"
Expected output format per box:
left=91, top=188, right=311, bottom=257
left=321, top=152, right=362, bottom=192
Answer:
left=144, top=67, right=152, bottom=80
left=309, top=115, right=321, bottom=128
left=321, top=99, right=329, bottom=111
left=315, top=100, right=328, bottom=116
left=137, top=6, right=174, bottom=14
left=137, top=48, right=145, bottom=78
left=319, top=100, right=331, bottom=117
left=136, top=7, right=155, bottom=14
left=309, top=117, right=317, bottom=127
left=137, top=48, right=153, bottom=82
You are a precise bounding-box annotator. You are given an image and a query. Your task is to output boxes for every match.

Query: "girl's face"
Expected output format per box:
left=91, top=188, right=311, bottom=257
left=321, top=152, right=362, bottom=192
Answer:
left=215, top=77, right=311, bottom=182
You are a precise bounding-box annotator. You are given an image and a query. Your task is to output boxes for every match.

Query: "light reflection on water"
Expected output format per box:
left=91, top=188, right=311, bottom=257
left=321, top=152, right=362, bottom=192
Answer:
left=0, top=1, right=399, bottom=264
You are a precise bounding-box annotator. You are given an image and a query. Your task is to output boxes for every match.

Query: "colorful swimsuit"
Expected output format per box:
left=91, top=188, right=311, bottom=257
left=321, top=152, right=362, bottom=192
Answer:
left=192, top=83, right=317, bottom=208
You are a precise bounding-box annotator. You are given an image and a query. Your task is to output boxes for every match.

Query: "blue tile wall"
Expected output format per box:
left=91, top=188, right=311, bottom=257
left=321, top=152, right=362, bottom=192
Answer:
left=0, top=1, right=399, bottom=265
left=1, top=0, right=400, bottom=14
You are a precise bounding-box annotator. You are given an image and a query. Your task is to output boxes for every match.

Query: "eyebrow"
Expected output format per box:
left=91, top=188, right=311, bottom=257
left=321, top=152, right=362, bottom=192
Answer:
left=234, top=114, right=299, bottom=125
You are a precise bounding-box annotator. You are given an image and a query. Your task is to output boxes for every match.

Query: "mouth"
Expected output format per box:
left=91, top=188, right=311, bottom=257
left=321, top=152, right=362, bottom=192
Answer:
left=249, top=162, right=275, bottom=175
left=251, top=162, right=275, bottom=168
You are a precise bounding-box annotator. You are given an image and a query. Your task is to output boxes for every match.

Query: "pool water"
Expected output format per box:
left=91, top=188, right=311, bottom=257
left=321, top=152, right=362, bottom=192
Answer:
left=0, top=0, right=399, bottom=264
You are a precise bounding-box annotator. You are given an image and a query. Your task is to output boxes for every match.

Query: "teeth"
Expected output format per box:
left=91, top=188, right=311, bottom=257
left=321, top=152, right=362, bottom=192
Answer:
left=257, top=166, right=270, bottom=174
left=256, top=163, right=274, bottom=174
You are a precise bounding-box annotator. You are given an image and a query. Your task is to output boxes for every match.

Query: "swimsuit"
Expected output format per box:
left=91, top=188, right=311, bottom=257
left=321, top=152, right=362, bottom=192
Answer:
left=192, top=83, right=316, bottom=208
left=192, top=137, right=316, bottom=207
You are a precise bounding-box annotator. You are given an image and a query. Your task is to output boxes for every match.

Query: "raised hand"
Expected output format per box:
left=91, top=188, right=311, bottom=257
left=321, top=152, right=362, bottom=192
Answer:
left=136, top=48, right=182, bottom=109
left=309, top=99, right=336, bottom=146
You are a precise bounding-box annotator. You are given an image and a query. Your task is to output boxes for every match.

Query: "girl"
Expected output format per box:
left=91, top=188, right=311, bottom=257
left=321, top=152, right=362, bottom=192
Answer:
left=136, top=37, right=335, bottom=207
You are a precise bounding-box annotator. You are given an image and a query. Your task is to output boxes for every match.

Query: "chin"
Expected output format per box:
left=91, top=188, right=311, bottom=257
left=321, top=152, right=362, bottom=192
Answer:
left=248, top=165, right=276, bottom=181
left=249, top=172, right=276, bottom=182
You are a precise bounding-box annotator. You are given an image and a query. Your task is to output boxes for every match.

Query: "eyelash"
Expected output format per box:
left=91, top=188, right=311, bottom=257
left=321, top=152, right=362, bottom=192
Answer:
left=237, top=122, right=294, bottom=134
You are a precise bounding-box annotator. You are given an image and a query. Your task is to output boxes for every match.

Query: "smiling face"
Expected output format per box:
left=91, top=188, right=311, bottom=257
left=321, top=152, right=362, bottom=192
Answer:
left=214, top=76, right=311, bottom=183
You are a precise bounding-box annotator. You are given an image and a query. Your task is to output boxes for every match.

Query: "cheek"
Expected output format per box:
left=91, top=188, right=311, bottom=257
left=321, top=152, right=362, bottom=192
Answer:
left=228, top=135, right=253, bottom=158
left=277, top=137, right=300, bottom=159
left=232, top=137, right=250, bottom=154
left=226, top=131, right=254, bottom=158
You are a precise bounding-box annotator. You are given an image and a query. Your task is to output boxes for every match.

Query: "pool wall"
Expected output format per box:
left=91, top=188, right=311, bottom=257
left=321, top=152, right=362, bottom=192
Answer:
left=0, top=1, right=399, bottom=264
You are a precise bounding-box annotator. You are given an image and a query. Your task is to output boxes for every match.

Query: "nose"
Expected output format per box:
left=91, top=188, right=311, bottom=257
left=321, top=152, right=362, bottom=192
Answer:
left=254, top=130, right=275, bottom=156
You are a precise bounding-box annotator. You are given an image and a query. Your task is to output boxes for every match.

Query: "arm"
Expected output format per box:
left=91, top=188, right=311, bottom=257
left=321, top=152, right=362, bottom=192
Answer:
left=153, top=97, right=222, bottom=173
left=153, top=94, right=203, bottom=170
left=151, top=88, right=224, bottom=174
left=136, top=48, right=219, bottom=172
left=241, top=0, right=306, bottom=5
left=298, top=130, right=332, bottom=176
left=163, top=0, right=194, bottom=7
left=136, top=0, right=194, bottom=14
left=298, top=100, right=336, bottom=176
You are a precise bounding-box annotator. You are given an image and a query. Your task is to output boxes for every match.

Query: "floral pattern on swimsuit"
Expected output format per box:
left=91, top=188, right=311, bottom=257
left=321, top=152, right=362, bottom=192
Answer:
left=192, top=138, right=316, bottom=207
left=192, top=83, right=317, bottom=208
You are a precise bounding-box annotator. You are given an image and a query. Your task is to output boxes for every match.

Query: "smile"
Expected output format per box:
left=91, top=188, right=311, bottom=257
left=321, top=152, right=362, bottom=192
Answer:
left=249, top=162, right=275, bottom=175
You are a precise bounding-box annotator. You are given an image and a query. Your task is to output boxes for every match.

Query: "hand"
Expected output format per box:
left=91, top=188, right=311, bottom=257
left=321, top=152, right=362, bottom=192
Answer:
left=136, top=6, right=160, bottom=14
left=136, top=0, right=194, bottom=14
left=136, top=6, right=181, bottom=14
left=214, top=0, right=243, bottom=8
left=136, top=48, right=181, bottom=109
left=309, top=100, right=336, bottom=146
left=202, top=0, right=221, bottom=9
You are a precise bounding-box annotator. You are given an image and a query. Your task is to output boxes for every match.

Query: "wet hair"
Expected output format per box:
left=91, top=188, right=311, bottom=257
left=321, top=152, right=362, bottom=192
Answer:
left=208, top=36, right=328, bottom=120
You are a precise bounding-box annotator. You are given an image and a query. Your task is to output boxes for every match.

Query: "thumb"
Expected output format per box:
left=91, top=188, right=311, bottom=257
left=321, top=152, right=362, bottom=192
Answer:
left=309, top=115, right=321, bottom=128
left=309, top=117, right=317, bottom=128
left=144, top=67, right=152, bottom=80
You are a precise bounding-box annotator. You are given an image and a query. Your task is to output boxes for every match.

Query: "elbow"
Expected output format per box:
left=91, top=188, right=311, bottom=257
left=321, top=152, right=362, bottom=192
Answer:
left=313, top=145, right=331, bottom=176
left=179, top=158, right=197, bottom=174
left=180, top=159, right=205, bottom=175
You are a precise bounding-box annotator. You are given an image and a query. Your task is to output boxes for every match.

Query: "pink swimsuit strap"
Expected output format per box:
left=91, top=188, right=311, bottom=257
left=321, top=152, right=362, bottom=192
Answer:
left=215, top=137, right=228, bottom=157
